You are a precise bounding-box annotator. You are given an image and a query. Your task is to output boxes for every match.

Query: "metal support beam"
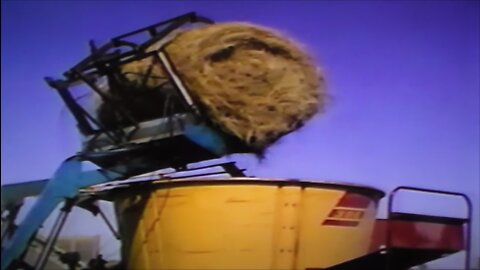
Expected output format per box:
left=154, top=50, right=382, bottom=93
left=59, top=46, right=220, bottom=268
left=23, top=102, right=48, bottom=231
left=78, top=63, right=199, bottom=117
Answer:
left=34, top=199, right=75, bottom=270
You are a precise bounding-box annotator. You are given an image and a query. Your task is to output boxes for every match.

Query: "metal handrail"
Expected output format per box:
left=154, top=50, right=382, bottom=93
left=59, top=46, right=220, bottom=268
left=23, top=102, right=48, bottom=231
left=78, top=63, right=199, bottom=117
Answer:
left=386, top=186, right=472, bottom=270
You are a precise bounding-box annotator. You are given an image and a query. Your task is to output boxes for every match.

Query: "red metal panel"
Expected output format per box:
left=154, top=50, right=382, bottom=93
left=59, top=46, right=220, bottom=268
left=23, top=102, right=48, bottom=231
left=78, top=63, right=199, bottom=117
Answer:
left=337, top=193, right=371, bottom=209
left=323, top=220, right=359, bottom=227
left=369, top=219, right=464, bottom=252
left=369, top=220, right=387, bottom=252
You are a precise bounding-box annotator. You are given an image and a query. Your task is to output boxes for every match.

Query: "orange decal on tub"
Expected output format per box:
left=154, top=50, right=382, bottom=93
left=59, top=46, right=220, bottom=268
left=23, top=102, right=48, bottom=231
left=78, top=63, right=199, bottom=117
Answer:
left=322, top=192, right=370, bottom=227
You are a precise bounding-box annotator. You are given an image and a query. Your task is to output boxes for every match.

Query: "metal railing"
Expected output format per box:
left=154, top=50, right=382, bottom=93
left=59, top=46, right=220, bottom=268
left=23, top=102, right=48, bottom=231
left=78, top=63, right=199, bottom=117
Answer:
left=386, top=186, right=473, bottom=270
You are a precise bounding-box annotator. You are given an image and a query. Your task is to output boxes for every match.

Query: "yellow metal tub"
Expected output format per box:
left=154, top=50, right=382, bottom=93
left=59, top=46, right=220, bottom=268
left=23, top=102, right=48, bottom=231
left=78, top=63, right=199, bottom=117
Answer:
left=112, top=178, right=384, bottom=269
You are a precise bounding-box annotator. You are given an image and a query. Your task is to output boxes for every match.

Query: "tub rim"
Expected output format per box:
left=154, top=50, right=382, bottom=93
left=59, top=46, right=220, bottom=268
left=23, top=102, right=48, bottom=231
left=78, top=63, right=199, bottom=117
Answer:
left=83, top=177, right=385, bottom=201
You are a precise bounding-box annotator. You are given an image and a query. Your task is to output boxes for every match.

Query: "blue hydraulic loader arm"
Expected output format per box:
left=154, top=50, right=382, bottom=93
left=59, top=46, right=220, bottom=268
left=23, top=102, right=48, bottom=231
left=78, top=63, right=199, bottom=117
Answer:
left=1, top=156, right=124, bottom=270
left=0, top=122, right=229, bottom=270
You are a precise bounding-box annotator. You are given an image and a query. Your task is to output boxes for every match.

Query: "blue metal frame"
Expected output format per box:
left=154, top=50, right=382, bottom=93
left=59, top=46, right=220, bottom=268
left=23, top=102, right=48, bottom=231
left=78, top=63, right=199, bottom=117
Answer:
left=1, top=157, right=123, bottom=270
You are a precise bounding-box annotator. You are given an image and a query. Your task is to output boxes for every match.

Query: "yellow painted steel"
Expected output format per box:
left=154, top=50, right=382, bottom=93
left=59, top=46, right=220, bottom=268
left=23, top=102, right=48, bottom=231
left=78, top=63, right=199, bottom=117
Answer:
left=117, top=181, right=380, bottom=270
left=295, top=188, right=378, bottom=268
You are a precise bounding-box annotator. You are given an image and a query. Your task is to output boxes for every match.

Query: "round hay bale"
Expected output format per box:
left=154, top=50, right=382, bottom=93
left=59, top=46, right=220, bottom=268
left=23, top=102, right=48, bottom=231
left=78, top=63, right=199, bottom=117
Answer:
left=119, top=22, right=326, bottom=152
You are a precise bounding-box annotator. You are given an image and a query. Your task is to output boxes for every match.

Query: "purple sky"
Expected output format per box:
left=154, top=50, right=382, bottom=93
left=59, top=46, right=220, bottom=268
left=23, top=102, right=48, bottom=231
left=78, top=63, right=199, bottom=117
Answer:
left=2, top=1, right=479, bottom=267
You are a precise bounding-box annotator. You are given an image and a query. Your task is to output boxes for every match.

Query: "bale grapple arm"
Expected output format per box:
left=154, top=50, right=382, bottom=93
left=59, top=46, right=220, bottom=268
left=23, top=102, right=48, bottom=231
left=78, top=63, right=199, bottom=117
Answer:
left=1, top=12, right=251, bottom=269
